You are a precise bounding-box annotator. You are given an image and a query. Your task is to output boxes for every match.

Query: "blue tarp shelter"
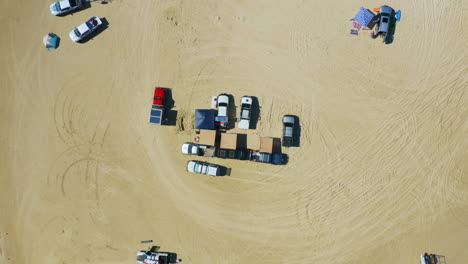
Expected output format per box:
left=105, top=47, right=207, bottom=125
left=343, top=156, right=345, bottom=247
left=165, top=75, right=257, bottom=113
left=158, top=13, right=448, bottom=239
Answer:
left=195, top=109, right=215, bottom=130
left=43, top=33, right=60, bottom=50
left=352, top=7, right=375, bottom=28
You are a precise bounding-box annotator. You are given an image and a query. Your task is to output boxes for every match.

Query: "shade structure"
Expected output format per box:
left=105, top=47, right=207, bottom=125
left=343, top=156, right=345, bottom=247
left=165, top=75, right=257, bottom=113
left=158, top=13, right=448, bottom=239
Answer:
left=220, top=133, right=237, bottom=150
left=197, top=129, right=217, bottom=146
left=148, top=108, right=163, bottom=125
left=353, top=7, right=375, bottom=28
left=43, top=33, right=60, bottom=50
left=195, top=109, right=215, bottom=130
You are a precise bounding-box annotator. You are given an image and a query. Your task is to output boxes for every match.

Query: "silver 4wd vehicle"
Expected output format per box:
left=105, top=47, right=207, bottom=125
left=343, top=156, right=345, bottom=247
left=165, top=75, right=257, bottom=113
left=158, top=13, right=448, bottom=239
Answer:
left=50, top=0, right=83, bottom=16
left=282, top=115, right=295, bottom=147
left=186, top=160, right=222, bottom=176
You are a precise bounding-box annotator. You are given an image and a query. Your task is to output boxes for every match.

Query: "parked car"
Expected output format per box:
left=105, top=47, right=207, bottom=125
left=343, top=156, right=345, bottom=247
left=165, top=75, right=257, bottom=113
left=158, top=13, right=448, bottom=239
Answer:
left=250, top=151, right=284, bottom=165
left=69, top=16, right=103, bottom=42
left=282, top=115, right=295, bottom=147
left=238, top=96, right=252, bottom=129
left=148, top=87, right=166, bottom=125
left=215, top=94, right=229, bottom=129
left=215, top=148, right=251, bottom=160
left=182, top=143, right=201, bottom=155
left=49, top=0, right=83, bottom=16
left=186, top=160, right=222, bottom=176
left=377, top=6, right=395, bottom=42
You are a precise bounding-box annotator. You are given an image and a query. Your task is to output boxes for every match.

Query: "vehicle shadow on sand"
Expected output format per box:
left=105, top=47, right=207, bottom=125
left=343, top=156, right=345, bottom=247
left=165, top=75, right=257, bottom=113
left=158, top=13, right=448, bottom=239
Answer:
left=78, top=17, right=109, bottom=44
left=249, top=96, right=260, bottom=130
left=226, top=94, right=237, bottom=130
left=160, top=87, right=177, bottom=126
left=292, top=115, right=301, bottom=147
left=219, top=166, right=231, bottom=176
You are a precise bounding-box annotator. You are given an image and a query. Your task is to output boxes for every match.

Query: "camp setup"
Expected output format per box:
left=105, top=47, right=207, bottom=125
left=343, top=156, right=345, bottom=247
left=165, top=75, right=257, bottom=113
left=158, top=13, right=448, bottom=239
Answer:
left=350, top=6, right=401, bottom=44
left=420, top=253, right=446, bottom=264
left=43, top=33, right=60, bottom=50
left=136, top=245, right=182, bottom=264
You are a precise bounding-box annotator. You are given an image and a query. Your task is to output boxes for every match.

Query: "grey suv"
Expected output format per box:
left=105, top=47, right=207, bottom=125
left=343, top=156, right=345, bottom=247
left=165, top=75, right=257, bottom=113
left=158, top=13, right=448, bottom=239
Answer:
left=377, top=6, right=395, bottom=43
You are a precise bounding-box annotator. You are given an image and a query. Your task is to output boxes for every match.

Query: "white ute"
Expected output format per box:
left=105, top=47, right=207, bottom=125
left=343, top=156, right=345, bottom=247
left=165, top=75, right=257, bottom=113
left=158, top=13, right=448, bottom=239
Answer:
left=238, top=96, right=252, bottom=129
left=69, top=16, right=103, bottom=42
left=186, top=160, right=221, bottom=176
left=215, top=94, right=229, bottom=128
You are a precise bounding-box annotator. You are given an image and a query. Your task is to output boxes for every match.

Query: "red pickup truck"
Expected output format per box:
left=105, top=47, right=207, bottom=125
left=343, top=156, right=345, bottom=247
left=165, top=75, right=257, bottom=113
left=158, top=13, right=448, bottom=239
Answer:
left=149, top=87, right=166, bottom=125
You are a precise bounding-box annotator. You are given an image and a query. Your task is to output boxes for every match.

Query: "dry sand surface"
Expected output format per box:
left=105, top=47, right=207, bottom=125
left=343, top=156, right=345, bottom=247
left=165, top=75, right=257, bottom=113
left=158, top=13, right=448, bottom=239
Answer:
left=1, top=0, right=468, bottom=263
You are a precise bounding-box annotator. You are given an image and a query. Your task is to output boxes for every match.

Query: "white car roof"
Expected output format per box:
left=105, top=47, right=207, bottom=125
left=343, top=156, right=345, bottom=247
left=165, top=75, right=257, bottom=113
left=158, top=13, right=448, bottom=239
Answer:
left=241, top=109, right=249, bottom=119
left=207, top=166, right=218, bottom=176
left=217, top=94, right=229, bottom=103
left=218, top=107, right=227, bottom=117
left=238, top=119, right=249, bottom=129
left=59, top=0, right=71, bottom=9
left=77, top=23, right=90, bottom=34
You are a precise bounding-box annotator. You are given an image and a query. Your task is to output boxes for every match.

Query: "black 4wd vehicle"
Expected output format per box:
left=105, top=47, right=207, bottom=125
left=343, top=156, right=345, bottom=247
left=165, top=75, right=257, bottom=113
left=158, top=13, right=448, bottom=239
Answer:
left=215, top=148, right=251, bottom=160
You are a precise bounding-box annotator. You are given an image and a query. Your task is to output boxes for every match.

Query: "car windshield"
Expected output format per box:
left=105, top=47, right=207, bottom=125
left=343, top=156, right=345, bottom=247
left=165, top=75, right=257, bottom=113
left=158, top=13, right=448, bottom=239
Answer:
left=218, top=102, right=228, bottom=107
left=69, top=0, right=77, bottom=6
left=380, top=12, right=390, bottom=17
left=136, top=254, right=147, bottom=262
left=74, top=28, right=81, bottom=37
left=53, top=2, right=61, bottom=11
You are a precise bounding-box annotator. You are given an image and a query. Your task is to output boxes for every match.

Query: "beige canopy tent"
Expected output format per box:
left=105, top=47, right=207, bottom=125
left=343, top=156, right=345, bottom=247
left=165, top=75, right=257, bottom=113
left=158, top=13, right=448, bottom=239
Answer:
left=220, top=133, right=238, bottom=150
left=195, top=129, right=217, bottom=146
left=260, top=137, right=281, bottom=153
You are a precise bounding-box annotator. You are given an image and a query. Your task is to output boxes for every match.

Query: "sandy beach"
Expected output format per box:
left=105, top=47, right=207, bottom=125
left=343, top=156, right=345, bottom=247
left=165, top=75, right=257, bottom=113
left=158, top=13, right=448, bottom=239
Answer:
left=1, top=0, right=468, bottom=263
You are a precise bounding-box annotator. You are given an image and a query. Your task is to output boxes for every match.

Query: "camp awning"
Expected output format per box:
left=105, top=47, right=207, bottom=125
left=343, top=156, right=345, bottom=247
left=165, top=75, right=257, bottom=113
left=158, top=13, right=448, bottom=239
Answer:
left=353, top=7, right=375, bottom=28
left=220, top=133, right=237, bottom=150
left=259, top=137, right=281, bottom=153
left=195, top=109, right=215, bottom=130
left=198, top=129, right=217, bottom=146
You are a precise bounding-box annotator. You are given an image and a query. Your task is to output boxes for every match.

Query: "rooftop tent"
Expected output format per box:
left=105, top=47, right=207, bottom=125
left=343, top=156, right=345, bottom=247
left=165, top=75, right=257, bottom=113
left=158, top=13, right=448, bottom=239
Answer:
left=352, top=7, right=376, bottom=28
left=43, top=33, right=60, bottom=50
left=195, top=109, right=215, bottom=130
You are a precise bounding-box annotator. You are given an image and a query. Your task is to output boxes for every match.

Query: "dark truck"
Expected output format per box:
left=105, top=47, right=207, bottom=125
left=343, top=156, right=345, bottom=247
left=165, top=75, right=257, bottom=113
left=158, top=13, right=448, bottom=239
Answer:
left=250, top=151, right=284, bottom=165
left=282, top=115, right=295, bottom=147
left=215, top=148, right=251, bottom=160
